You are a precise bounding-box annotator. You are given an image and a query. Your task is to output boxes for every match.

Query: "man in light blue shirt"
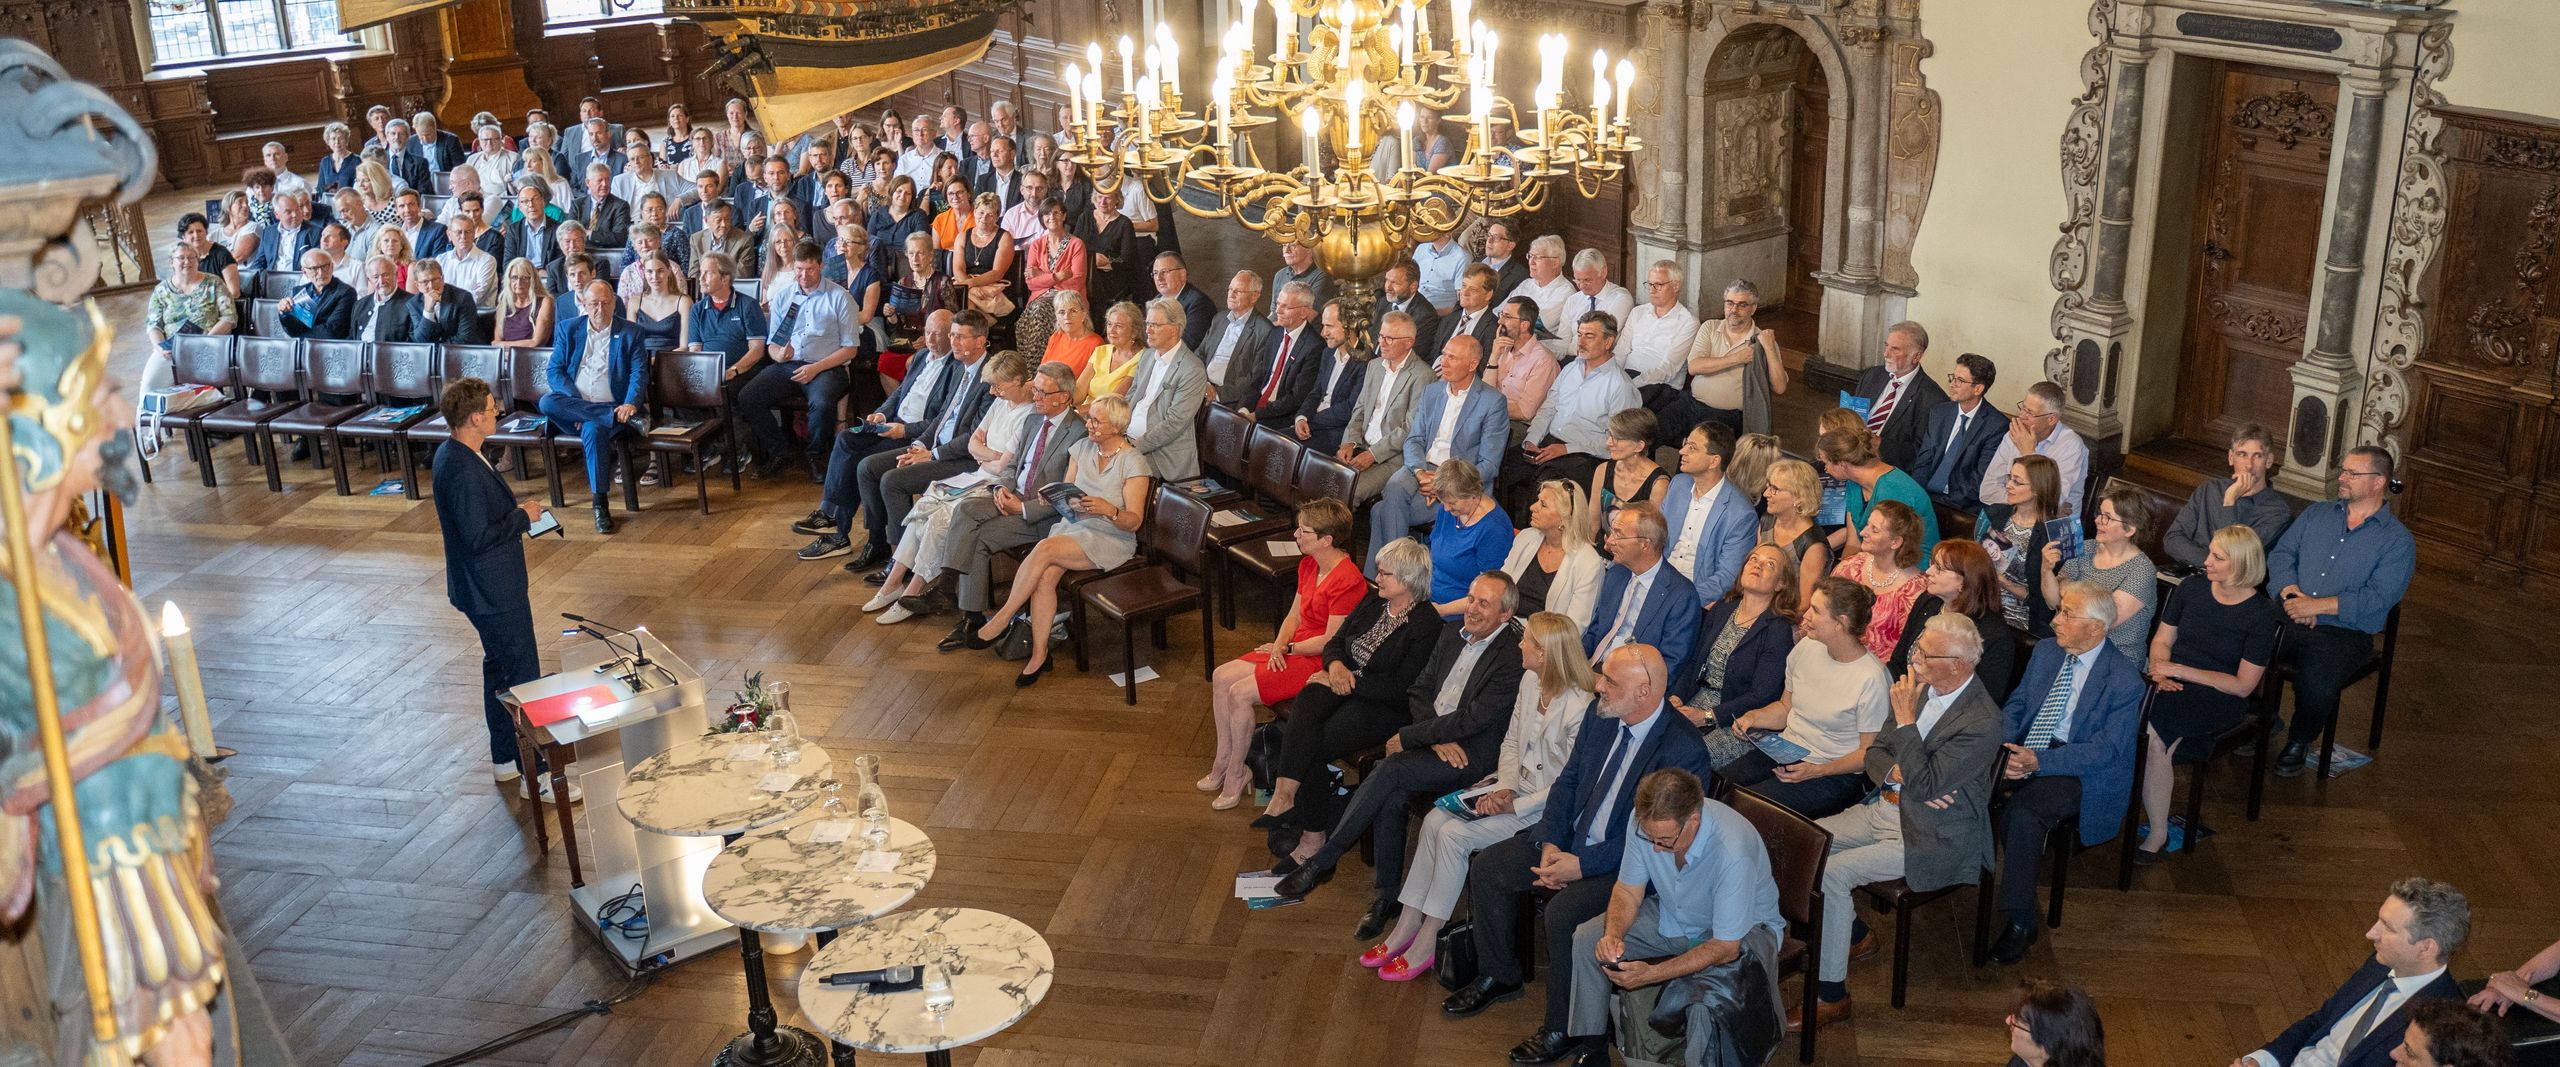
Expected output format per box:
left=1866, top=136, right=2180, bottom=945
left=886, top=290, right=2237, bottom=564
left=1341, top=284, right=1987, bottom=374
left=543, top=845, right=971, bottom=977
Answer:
left=2263, top=444, right=2414, bottom=776
left=1498, top=309, right=1641, bottom=514
left=737, top=239, right=861, bottom=480
left=1564, top=767, right=1786, bottom=1066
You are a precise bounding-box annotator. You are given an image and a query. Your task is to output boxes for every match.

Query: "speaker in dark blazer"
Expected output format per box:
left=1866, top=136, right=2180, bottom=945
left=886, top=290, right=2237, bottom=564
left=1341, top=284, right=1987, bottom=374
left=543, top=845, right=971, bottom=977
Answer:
left=1582, top=561, right=1706, bottom=700
left=2248, top=955, right=2464, bottom=1067
left=430, top=424, right=539, bottom=771
left=1909, top=398, right=2011, bottom=514
left=1850, top=362, right=1949, bottom=471
left=570, top=192, right=632, bottom=248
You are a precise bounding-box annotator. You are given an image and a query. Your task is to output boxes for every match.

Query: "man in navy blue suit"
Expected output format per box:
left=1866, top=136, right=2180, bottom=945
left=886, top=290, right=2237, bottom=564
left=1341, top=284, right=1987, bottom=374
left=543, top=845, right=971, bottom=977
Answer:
left=1445, top=644, right=1715, bottom=1066
left=1987, top=581, right=2147, bottom=964
left=1907, top=352, right=2011, bottom=518
left=379, top=119, right=435, bottom=193
left=540, top=278, right=650, bottom=533
left=1368, top=336, right=1509, bottom=569
left=1289, top=301, right=1368, bottom=454
left=430, top=377, right=568, bottom=800
left=245, top=191, right=325, bottom=272
left=2237, top=878, right=2469, bottom=1067
left=1584, top=502, right=1705, bottom=697
left=276, top=250, right=356, bottom=340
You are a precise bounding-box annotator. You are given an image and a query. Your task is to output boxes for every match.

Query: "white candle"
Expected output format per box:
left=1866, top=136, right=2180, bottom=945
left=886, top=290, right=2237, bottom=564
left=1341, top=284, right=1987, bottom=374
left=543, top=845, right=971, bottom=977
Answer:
left=1301, top=104, right=1321, bottom=175
left=1088, top=41, right=1104, bottom=89
left=1085, top=72, right=1104, bottom=139
left=1399, top=0, right=1415, bottom=67
left=1137, top=75, right=1156, bottom=140
left=1158, top=23, right=1180, bottom=95
left=1339, top=0, right=1357, bottom=73
left=1271, top=0, right=1290, bottom=55
left=1615, top=57, right=1634, bottom=129
left=161, top=602, right=214, bottom=759
left=1119, top=35, right=1136, bottom=97
left=1397, top=100, right=1415, bottom=173
left=1592, top=51, right=1609, bottom=129
left=1345, top=77, right=1365, bottom=155
left=1450, top=0, right=1470, bottom=55
left=1216, top=77, right=1234, bottom=146
left=1067, top=62, right=1083, bottom=131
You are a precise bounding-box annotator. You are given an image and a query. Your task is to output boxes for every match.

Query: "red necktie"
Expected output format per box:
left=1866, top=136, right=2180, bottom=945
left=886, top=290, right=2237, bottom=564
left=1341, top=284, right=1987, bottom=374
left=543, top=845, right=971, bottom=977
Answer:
left=1260, top=330, right=1297, bottom=406
left=1867, top=377, right=1904, bottom=434
left=1019, top=417, right=1053, bottom=493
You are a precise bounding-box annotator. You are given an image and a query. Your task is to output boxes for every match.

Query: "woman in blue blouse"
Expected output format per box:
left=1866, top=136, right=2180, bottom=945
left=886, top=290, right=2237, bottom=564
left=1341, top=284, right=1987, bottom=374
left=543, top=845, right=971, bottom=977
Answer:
left=1422, top=458, right=1515, bottom=617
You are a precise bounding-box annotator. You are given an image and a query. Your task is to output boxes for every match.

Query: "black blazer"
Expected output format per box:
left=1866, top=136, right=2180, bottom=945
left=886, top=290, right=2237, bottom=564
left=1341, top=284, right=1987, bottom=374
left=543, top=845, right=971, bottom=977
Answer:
left=1172, top=284, right=1217, bottom=351
left=417, top=130, right=467, bottom=172
left=1394, top=619, right=1526, bottom=760
left=280, top=279, right=357, bottom=340
left=246, top=220, right=327, bottom=271
left=1382, top=294, right=1443, bottom=362
left=432, top=439, right=531, bottom=616
left=504, top=218, right=562, bottom=273
left=1429, top=304, right=1500, bottom=364
left=407, top=285, right=484, bottom=344
left=571, top=193, right=632, bottom=248
left=1292, top=348, right=1368, bottom=452
left=1687, top=597, right=1794, bottom=726
left=1322, top=593, right=1448, bottom=705
left=1851, top=365, right=1950, bottom=471
left=1886, top=596, right=2021, bottom=703
left=409, top=220, right=454, bottom=260
left=349, top=292, right=415, bottom=344
left=385, top=150, right=434, bottom=195
left=1908, top=399, right=2011, bottom=512
left=2258, top=958, right=2463, bottom=1067
left=1485, top=257, right=1530, bottom=306
left=1245, top=323, right=1325, bottom=418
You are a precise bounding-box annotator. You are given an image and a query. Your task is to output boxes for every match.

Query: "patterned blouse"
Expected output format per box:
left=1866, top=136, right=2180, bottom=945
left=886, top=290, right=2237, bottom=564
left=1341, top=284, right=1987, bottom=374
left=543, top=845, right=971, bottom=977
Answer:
left=147, top=276, right=235, bottom=342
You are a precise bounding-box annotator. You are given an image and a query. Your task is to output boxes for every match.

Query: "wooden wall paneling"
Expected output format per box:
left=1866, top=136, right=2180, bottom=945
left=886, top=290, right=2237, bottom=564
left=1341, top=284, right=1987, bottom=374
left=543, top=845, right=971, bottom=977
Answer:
left=144, top=76, right=220, bottom=187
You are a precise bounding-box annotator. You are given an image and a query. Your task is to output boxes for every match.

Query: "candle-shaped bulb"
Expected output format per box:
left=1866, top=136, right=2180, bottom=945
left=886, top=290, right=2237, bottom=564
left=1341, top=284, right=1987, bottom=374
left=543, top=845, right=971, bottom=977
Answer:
left=1451, top=0, right=1470, bottom=52
left=1338, top=0, right=1355, bottom=70
left=1066, top=63, right=1084, bottom=133
left=1164, top=37, right=1180, bottom=96
left=1397, top=99, right=1415, bottom=173
left=1615, top=57, right=1634, bottom=128
left=162, top=600, right=188, bottom=636
left=1120, top=34, right=1136, bottom=96
left=1088, top=41, right=1104, bottom=77
left=1345, top=77, right=1365, bottom=154
left=1145, top=42, right=1161, bottom=88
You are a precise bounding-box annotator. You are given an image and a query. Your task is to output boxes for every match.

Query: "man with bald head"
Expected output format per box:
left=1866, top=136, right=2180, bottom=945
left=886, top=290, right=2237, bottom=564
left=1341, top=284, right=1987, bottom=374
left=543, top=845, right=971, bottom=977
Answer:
left=1447, top=641, right=1716, bottom=1054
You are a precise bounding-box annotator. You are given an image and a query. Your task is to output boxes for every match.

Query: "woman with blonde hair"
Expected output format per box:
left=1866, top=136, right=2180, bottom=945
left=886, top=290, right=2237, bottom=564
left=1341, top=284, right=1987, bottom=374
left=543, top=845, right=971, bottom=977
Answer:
left=867, top=354, right=1049, bottom=621
left=630, top=253, right=691, bottom=354
left=1077, top=300, right=1145, bottom=402
left=1760, top=457, right=1830, bottom=606
left=1500, top=479, right=1604, bottom=621
left=519, top=147, right=571, bottom=210
left=218, top=190, right=262, bottom=265
left=1358, top=611, right=1591, bottom=980
left=371, top=226, right=415, bottom=290
left=354, top=161, right=398, bottom=226
left=492, top=257, right=553, bottom=349
left=1041, top=291, right=1104, bottom=379
left=760, top=199, right=806, bottom=284
left=964, top=393, right=1155, bottom=687
left=2132, top=525, right=2276, bottom=861
left=1727, top=431, right=1782, bottom=510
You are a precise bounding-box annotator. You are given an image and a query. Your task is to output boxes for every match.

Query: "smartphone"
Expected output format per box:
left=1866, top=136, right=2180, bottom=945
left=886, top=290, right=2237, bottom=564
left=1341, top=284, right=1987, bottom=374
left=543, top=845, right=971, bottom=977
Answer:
left=526, top=509, right=563, bottom=538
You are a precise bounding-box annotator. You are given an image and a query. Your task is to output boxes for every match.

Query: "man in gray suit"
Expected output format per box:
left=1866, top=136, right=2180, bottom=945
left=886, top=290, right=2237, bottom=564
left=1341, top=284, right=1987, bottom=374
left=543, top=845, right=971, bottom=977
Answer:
left=1796, top=613, right=2004, bottom=1032
left=1122, top=296, right=1209, bottom=481
left=1368, top=335, right=1512, bottom=569
left=1338, top=309, right=1432, bottom=503
left=1198, top=271, right=1274, bottom=405
left=921, top=363, right=1093, bottom=651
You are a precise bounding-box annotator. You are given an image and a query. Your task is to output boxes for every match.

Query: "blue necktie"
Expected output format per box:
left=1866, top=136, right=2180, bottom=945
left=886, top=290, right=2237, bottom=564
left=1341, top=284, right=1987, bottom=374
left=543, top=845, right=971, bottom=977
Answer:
left=1927, top=412, right=1969, bottom=494
left=1575, top=723, right=1636, bottom=842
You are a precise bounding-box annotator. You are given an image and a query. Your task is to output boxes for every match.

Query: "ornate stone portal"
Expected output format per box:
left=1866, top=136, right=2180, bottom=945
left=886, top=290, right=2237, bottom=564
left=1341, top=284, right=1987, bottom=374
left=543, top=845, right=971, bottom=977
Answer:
left=2042, top=0, right=2452, bottom=496
left=1628, top=0, right=1940, bottom=374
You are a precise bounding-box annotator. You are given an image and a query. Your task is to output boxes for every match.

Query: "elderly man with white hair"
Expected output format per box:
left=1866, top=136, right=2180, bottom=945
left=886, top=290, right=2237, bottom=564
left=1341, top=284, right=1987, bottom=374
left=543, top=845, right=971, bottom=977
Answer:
left=1615, top=259, right=1700, bottom=390
left=1507, top=234, right=1576, bottom=344
left=465, top=124, right=521, bottom=194
left=1561, top=248, right=1635, bottom=337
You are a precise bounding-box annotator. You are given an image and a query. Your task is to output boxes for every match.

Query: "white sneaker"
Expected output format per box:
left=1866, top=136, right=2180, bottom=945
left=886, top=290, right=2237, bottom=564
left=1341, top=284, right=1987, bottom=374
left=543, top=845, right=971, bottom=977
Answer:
left=860, top=587, right=899, bottom=613
left=520, top=776, right=585, bottom=804
left=492, top=760, right=523, bottom=784
left=875, top=603, right=915, bottom=625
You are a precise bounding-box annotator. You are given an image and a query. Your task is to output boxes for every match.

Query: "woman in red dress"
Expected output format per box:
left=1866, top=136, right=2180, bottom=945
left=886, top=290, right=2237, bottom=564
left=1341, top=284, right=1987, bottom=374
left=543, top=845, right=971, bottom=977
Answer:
left=1201, top=498, right=1368, bottom=810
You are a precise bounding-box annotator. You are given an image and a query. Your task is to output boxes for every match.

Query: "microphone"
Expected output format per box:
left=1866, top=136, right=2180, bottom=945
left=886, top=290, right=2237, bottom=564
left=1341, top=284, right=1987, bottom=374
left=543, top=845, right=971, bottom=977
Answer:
left=562, top=613, right=651, bottom=669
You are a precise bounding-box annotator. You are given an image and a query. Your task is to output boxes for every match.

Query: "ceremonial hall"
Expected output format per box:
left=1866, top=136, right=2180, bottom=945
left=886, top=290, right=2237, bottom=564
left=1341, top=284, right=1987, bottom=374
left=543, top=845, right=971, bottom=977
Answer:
left=5, top=0, right=2560, bottom=1064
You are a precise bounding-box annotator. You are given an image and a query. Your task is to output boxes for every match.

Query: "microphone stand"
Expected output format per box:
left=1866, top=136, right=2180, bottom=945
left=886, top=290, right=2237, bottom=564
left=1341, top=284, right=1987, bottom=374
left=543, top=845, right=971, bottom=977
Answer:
left=560, top=614, right=648, bottom=687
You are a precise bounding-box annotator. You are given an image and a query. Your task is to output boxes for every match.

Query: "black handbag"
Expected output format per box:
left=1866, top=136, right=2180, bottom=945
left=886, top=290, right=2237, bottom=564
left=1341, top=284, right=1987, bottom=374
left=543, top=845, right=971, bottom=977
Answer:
left=1244, top=720, right=1285, bottom=792
left=1435, top=918, right=1479, bottom=990
left=994, top=615, right=1034, bottom=661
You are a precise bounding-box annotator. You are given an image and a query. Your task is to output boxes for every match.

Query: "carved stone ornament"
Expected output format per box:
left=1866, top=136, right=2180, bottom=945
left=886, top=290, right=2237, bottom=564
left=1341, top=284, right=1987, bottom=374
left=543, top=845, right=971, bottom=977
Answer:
left=2230, top=87, right=2336, bottom=149
left=2207, top=294, right=2308, bottom=345
left=2044, top=0, right=2117, bottom=388
left=2460, top=183, right=2558, bottom=368
left=2356, top=20, right=2453, bottom=461
left=0, top=40, right=158, bottom=304
left=2482, top=133, right=2560, bottom=173
left=1714, top=92, right=1787, bottom=227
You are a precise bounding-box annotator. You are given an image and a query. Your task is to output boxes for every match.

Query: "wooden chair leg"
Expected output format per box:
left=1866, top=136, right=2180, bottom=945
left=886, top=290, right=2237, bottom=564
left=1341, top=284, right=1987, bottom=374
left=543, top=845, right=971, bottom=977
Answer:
left=1069, top=601, right=1090, bottom=674
left=193, top=427, right=219, bottom=487
left=1971, top=873, right=1996, bottom=966
left=326, top=431, right=353, bottom=495
left=691, top=450, right=710, bottom=514
left=1198, top=600, right=1215, bottom=679
left=1890, top=900, right=1914, bottom=1009
left=545, top=446, right=567, bottom=508
left=620, top=446, right=641, bottom=512
left=2183, top=762, right=2208, bottom=854
left=2046, top=827, right=2070, bottom=930
left=2247, top=689, right=2276, bottom=821
left=1121, top=619, right=1138, bottom=707
left=2317, top=703, right=2339, bottom=782
left=258, top=425, right=284, bottom=492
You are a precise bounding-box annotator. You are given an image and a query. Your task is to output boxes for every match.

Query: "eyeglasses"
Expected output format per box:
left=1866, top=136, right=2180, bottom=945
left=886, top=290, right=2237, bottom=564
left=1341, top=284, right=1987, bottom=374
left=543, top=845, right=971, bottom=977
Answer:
left=1946, top=375, right=1977, bottom=387
left=2339, top=469, right=2386, bottom=480
left=2006, top=1014, right=2031, bottom=1034
left=2015, top=406, right=2055, bottom=421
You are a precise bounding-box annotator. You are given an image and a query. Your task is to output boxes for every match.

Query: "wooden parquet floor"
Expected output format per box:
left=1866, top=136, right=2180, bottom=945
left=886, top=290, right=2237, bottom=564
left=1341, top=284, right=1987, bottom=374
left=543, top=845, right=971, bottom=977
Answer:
left=95, top=184, right=2560, bottom=1065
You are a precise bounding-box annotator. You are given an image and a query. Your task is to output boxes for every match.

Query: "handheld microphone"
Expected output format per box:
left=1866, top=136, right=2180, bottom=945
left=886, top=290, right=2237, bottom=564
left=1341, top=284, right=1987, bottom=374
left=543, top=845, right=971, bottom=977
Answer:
left=817, top=965, right=917, bottom=987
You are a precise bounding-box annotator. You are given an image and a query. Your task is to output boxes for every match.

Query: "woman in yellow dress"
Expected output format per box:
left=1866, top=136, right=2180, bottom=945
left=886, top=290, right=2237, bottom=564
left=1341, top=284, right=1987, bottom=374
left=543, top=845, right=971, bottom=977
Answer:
left=1076, top=298, right=1146, bottom=406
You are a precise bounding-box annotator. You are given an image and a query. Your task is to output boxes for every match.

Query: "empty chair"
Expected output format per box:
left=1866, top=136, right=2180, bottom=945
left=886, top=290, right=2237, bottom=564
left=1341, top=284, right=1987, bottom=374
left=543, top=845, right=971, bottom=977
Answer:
left=267, top=339, right=373, bottom=495
left=336, top=341, right=442, bottom=498
left=1076, top=489, right=1215, bottom=705
left=249, top=298, right=284, bottom=337
left=637, top=350, right=739, bottom=514
left=190, top=337, right=306, bottom=491
left=401, top=345, right=511, bottom=493
left=158, top=335, right=237, bottom=481
left=485, top=347, right=555, bottom=486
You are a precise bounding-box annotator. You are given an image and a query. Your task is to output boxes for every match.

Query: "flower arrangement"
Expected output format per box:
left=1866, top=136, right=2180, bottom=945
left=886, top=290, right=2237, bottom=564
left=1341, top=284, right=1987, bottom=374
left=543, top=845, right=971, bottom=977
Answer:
left=713, top=671, right=789, bottom=734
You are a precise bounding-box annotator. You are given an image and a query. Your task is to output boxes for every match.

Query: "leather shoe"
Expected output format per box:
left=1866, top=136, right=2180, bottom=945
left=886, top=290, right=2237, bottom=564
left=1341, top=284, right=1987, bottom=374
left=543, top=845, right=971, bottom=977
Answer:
left=846, top=542, right=889, bottom=571
left=1990, top=919, right=2039, bottom=965
left=937, top=613, right=990, bottom=653
left=789, top=510, right=832, bottom=536
left=1506, top=1029, right=1577, bottom=1065
left=862, top=567, right=891, bottom=585
left=1442, top=977, right=1524, bottom=1018
left=1352, top=899, right=1400, bottom=942
left=592, top=507, right=617, bottom=535
left=2274, top=740, right=2312, bottom=778
left=1848, top=928, right=1879, bottom=963
left=1785, top=995, right=1853, bottom=1033
left=1273, top=861, right=1332, bottom=899
left=900, top=576, right=957, bottom=617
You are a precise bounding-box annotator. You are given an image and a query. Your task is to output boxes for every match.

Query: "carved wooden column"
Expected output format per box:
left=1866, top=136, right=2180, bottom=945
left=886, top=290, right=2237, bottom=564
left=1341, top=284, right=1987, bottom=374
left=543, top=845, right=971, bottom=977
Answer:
left=2277, top=67, right=2391, bottom=495
left=437, top=0, right=540, bottom=122
left=2050, top=5, right=2155, bottom=447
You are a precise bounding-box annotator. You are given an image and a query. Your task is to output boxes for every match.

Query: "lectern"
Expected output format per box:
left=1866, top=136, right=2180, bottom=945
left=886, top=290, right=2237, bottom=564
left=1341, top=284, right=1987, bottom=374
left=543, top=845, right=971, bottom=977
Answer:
left=503, top=629, right=735, bottom=975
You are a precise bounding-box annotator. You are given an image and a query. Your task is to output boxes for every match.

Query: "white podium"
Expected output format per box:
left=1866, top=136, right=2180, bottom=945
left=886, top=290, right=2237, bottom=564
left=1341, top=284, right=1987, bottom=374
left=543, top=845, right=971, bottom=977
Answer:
left=503, top=629, right=736, bottom=975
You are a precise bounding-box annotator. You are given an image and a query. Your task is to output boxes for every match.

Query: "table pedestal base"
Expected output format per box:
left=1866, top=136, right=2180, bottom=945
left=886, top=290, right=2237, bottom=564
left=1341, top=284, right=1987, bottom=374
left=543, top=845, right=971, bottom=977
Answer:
left=712, top=1024, right=826, bottom=1067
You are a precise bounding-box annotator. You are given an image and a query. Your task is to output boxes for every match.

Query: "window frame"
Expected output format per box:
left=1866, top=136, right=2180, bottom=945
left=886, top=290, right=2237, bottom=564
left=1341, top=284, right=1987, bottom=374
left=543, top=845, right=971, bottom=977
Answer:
left=143, top=0, right=361, bottom=72
left=539, top=0, right=668, bottom=30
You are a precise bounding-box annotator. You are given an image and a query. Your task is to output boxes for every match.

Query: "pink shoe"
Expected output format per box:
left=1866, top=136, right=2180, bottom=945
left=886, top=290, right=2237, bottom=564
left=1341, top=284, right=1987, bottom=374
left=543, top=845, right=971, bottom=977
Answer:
left=1359, top=940, right=1408, bottom=968
left=1378, top=953, right=1435, bottom=982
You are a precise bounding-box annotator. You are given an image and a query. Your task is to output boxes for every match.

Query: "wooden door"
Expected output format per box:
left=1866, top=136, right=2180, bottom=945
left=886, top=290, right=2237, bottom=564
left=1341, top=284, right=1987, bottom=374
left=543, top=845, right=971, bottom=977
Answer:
left=1784, top=50, right=1829, bottom=316
left=2175, top=66, right=2336, bottom=454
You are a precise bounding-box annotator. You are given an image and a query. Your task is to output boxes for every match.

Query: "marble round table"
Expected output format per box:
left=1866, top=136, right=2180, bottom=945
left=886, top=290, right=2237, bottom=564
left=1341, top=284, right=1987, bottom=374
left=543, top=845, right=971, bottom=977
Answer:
left=795, top=908, right=1054, bottom=1067
left=700, top=815, right=936, bottom=936
left=620, top=733, right=835, bottom=1067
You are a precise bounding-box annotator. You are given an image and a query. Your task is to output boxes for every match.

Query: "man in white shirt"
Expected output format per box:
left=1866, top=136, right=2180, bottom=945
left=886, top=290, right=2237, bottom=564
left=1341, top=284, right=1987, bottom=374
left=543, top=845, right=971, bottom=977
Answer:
left=736, top=239, right=861, bottom=479
left=1368, top=337, right=1509, bottom=567
left=1562, top=248, right=1636, bottom=337
left=466, top=124, right=521, bottom=195
left=537, top=278, right=646, bottom=532
left=262, top=141, right=310, bottom=199
left=894, top=114, right=940, bottom=189
left=614, top=146, right=686, bottom=209
left=2238, top=878, right=2470, bottom=1067
left=436, top=215, right=499, bottom=306
left=1508, top=235, right=1576, bottom=349
left=1500, top=310, right=1641, bottom=512
left=439, top=166, right=485, bottom=229
left=1336, top=309, right=1432, bottom=501
left=1197, top=270, right=1273, bottom=403
left=1412, top=230, right=1468, bottom=313
left=1614, top=260, right=1699, bottom=389
left=1976, top=380, right=2091, bottom=517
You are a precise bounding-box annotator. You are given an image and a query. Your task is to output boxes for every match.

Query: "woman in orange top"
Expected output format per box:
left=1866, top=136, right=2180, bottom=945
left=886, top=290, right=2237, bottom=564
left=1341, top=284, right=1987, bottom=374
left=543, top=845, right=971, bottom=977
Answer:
left=930, top=177, right=974, bottom=258
left=1042, top=290, right=1104, bottom=376
left=1022, top=196, right=1088, bottom=303
left=1201, top=499, right=1370, bottom=810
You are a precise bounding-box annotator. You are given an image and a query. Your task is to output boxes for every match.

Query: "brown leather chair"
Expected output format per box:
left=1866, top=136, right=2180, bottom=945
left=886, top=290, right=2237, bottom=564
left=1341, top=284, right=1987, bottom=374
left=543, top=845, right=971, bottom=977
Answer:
left=1208, top=425, right=1306, bottom=627
left=1855, top=749, right=2010, bottom=1011
left=159, top=334, right=236, bottom=481
left=1222, top=449, right=1359, bottom=625
left=268, top=340, right=373, bottom=495
left=1195, top=402, right=1254, bottom=504
left=1076, top=488, right=1214, bottom=706
left=1726, top=785, right=1833, bottom=1064
left=191, top=337, right=306, bottom=491
left=485, top=349, right=554, bottom=483
left=400, top=344, right=510, bottom=495
left=336, top=341, right=442, bottom=498
left=638, top=350, right=740, bottom=514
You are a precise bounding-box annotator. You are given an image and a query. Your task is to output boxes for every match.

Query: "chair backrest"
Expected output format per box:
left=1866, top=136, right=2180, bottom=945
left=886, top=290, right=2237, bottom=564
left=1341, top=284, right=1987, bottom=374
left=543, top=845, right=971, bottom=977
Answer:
left=1204, top=403, right=1252, bottom=484
left=734, top=277, right=760, bottom=301
left=441, top=344, right=508, bottom=393
left=1243, top=425, right=1300, bottom=509
left=654, top=350, right=727, bottom=411
left=254, top=270, right=297, bottom=300
left=1725, top=787, right=1832, bottom=930
left=169, top=335, right=236, bottom=389
left=598, top=248, right=630, bottom=276
left=369, top=341, right=440, bottom=401
left=235, top=337, right=302, bottom=393
left=1295, top=449, right=1356, bottom=505
left=1149, top=485, right=1213, bottom=574
left=2097, top=474, right=2178, bottom=567
left=431, top=170, right=453, bottom=196
left=510, top=342, right=552, bottom=412
left=302, top=340, right=369, bottom=396
left=249, top=298, right=284, bottom=337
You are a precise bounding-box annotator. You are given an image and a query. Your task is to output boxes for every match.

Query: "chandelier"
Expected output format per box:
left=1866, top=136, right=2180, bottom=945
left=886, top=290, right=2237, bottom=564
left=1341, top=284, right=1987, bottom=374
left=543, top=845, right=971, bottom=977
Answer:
left=1055, top=0, right=1640, bottom=341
